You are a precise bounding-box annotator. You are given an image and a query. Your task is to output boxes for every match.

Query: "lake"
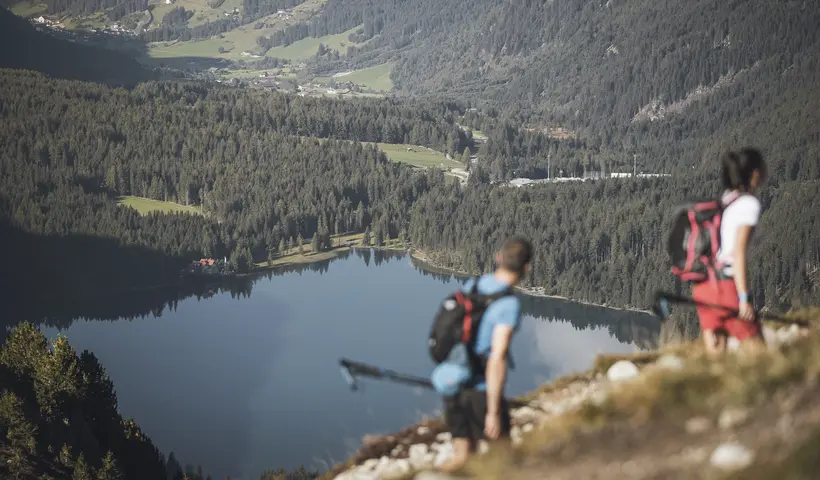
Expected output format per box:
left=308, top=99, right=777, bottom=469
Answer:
left=39, top=249, right=660, bottom=480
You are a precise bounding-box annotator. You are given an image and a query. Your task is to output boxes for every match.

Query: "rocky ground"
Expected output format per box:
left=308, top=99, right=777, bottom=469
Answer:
left=325, top=320, right=818, bottom=480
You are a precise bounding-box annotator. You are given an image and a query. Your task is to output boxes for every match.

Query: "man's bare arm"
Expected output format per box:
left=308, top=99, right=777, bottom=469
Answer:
left=486, top=324, right=514, bottom=415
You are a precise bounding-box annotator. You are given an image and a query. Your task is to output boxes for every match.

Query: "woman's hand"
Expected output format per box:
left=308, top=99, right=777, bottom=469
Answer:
left=738, top=301, right=756, bottom=321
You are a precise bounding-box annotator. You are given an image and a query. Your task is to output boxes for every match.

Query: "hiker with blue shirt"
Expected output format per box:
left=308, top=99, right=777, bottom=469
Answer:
left=427, top=237, right=532, bottom=472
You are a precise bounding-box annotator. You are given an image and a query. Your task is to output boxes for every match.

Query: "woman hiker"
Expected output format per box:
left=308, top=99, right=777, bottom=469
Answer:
left=693, top=148, right=768, bottom=357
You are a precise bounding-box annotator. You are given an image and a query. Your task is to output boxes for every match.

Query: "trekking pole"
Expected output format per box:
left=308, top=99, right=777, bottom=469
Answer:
left=339, top=358, right=434, bottom=391
left=652, top=291, right=808, bottom=328
left=339, top=358, right=536, bottom=409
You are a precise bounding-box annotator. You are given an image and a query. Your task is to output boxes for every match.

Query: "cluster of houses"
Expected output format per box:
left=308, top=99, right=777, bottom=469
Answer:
left=506, top=172, right=672, bottom=188
left=274, top=9, right=293, bottom=19
left=295, top=82, right=361, bottom=97
left=186, top=257, right=231, bottom=275
left=32, top=14, right=138, bottom=36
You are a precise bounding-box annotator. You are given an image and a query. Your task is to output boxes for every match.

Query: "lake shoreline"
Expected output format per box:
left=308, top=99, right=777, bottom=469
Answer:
left=407, top=249, right=654, bottom=315
left=245, top=239, right=654, bottom=316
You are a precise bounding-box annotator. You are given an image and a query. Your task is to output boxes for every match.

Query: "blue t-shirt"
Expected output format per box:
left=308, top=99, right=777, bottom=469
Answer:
left=462, top=274, right=521, bottom=390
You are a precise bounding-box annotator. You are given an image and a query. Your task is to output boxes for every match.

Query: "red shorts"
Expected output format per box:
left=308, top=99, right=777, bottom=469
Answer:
left=692, top=279, right=761, bottom=341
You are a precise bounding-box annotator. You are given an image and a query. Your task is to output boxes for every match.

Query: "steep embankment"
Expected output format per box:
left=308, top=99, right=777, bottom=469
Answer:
left=325, top=309, right=820, bottom=480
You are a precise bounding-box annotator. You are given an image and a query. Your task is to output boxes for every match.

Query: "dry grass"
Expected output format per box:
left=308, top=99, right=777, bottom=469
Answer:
left=323, top=312, right=820, bottom=480
left=465, top=311, right=820, bottom=479
left=318, top=418, right=448, bottom=480
left=724, top=423, right=820, bottom=480
left=117, top=196, right=202, bottom=216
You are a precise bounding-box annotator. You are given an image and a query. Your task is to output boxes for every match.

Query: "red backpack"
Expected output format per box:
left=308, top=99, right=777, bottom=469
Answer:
left=667, top=195, right=741, bottom=283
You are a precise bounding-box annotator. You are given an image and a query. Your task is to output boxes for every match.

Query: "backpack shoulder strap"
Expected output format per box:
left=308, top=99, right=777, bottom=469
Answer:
left=721, top=191, right=746, bottom=209
left=469, top=276, right=480, bottom=294
left=486, top=286, right=515, bottom=300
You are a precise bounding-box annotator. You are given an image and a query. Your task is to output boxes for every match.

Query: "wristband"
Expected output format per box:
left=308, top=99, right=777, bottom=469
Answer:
left=738, top=292, right=749, bottom=303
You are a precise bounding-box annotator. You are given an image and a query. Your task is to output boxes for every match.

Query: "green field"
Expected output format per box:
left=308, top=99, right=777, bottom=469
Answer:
left=10, top=1, right=47, bottom=17
left=118, top=196, right=203, bottom=216
left=371, top=143, right=464, bottom=169
left=148, top=0, right=244, bottom=29
left=265, top=25, right=363, bottom=61
left=316, top=62, right=394, bottom=92
left=301, top=137, right=464, bottom=169
left=147, top=0, right=325, bottom=60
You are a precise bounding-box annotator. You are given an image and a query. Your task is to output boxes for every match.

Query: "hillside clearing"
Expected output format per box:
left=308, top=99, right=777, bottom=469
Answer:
left=298, top=137, right=464, bottom=171
left=10, top=1, right=47, bottom=17
left=153, top=0, right=245, bottom=28
left=117, top=196, right=203, bottom=216
left=265, top=25, right=364, bottom=61
left=373, top=143, right=463, bottom=169
left=314, top=63, right=394, bottom=92
left=146, top=0, right=326, bottom=60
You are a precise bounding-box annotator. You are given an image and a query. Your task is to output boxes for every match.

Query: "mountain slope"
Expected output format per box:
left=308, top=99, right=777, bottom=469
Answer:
left=0, top=7, right=156, bottom=84
left=285, top=0, right=820, bottom=178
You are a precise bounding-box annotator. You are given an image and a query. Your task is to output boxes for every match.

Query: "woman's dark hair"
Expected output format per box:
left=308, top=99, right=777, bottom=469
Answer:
left=721, top=147, right=767, bottom=191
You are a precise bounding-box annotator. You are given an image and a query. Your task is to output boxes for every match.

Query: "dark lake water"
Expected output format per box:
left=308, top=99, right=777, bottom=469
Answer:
left=38, top=249, right=661, bottom=480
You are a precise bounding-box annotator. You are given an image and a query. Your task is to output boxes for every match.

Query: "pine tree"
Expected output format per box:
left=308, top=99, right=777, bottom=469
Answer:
left=72, top=454, right=91, bottom=480
left=96, top=452, right=123, bottom=480
left=362, top=226, right=371, bottom=246
left=311, top=234, right=320, bottom=253
left=297, top=233, right=304, bottom=254
left=0, top=392, right=36, bottom=479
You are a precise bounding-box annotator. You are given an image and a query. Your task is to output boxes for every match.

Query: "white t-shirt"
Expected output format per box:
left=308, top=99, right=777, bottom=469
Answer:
left=717, top=190, right=761, bottom=276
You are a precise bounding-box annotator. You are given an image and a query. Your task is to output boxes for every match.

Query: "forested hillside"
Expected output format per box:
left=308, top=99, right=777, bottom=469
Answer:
left=409, top=176, right=820, bottom=311
left=0, top=8, right=155, bottom=84
left=0, top=321, right=320, bottom=479
left=253, top=0, right=820, bottom=178
left=1, top=68, right=817, bottom=317
left=0, top=69, right=459, bottom=296
left=0, top=322, right=167, bottom=479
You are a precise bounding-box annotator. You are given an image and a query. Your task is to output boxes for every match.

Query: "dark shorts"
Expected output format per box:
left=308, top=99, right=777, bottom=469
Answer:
left=443, top=388, right=511, bottom=445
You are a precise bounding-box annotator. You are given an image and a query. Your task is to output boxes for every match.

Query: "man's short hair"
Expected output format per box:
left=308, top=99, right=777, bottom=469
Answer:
left=498, top=237, right=533, bottom=274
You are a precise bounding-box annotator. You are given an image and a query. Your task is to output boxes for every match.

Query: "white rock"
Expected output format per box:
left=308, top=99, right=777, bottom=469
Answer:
left=656, top=354, right=684, bottom=371
left=710, top=443, right=754, bottom=470
left=762, top=326, right=777, bottom=344
left=478, top=440, right=489, bottom=454
left=361, top=458, right=380, bottom=471
left=417, top=426, right=430, bottom=435
left=435, top=432, right=452, bottom=442
left=381, top=459, right=411, bottom=479
left=685, top=416, right=711, bottom=434
left=607, top=360, right=640, bottom=382
left=409, top=452, right=436, bottom=470
left=776, top=327, right=800, bottom=346
left=511, top=425, right=522, bottom=445
left=522, top=423, right=534, bottom=433
left=373, top=456, right=391, bottom=474
left=433, top=443, right=454, bottom=467
left=408, top=443, right=429, bottom=460
left=589, top=389, right=608, bottom=406
left=511, top=406, right=539, bottom=420
left=391, top=446, right=403, bottom=456
left=718, top=406, right=750, bottom=430
left=414, top=472, right=459, bottom=480
left=341, top=468, right=378, bottom=480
